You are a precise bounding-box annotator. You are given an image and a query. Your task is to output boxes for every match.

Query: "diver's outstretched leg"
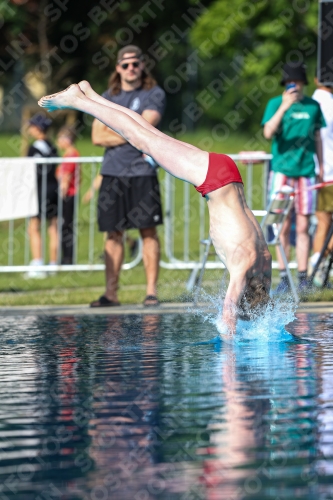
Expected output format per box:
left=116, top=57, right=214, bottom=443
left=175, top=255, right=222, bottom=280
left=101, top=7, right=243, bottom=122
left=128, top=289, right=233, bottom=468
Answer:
left=38, top=84, right=208, bottom=187
left=78, top=81, right=197, bottom=151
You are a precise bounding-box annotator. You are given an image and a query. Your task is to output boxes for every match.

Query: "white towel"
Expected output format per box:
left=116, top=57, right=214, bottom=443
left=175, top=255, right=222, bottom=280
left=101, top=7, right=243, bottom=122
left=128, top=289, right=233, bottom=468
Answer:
left=0, top=158, right=38, bottom=221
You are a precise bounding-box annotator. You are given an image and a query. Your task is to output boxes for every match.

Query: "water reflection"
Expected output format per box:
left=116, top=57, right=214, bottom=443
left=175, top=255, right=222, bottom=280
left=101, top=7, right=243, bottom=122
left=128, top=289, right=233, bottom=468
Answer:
left=0, top=313, right=332, bottom=499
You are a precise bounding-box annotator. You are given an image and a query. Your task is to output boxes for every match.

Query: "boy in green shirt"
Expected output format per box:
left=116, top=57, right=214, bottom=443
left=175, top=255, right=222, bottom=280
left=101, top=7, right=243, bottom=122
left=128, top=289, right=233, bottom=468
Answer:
left=262, top=62, right=325, bottom=293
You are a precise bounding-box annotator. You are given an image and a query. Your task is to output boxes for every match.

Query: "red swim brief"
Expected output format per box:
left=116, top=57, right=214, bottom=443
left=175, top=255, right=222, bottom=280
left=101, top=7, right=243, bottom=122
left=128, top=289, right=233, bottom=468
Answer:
left=195, top=153, right=243, bottom=197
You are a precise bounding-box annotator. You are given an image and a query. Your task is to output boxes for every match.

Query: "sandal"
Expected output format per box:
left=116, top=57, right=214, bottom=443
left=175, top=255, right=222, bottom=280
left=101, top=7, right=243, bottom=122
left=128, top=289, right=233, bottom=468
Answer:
left=143, top=295, right=160, bottom=307
left=90, top=295, right=121, bottom=308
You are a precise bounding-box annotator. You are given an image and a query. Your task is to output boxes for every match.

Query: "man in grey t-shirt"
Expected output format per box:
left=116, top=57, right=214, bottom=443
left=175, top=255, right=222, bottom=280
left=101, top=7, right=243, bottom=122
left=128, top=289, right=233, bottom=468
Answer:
left=90, top=45, right=166, bottom=308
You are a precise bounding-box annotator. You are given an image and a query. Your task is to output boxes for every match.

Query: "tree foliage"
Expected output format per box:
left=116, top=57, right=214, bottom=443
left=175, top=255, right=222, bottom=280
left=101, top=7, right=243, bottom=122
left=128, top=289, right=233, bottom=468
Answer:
left=0, top=0, right=322, bottom=137
left=189, top=0, right=319, bottom=136
left=0, top=0, right=214, bottom=131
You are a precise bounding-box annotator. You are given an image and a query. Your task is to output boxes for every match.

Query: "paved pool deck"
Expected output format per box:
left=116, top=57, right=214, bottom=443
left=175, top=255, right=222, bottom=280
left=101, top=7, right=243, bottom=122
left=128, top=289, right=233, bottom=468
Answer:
left=0, top=302, right=332, bottom=316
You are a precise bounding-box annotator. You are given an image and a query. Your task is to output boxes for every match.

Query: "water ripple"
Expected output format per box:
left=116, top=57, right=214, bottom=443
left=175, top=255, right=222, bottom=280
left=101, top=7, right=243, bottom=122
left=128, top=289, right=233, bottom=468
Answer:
left=0, top=313, right=332, bottom=499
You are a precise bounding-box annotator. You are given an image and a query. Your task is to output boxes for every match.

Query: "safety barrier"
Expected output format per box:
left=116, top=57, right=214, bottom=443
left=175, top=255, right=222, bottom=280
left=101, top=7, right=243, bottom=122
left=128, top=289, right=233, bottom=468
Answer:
left=0, top=153, right=293, bottom=273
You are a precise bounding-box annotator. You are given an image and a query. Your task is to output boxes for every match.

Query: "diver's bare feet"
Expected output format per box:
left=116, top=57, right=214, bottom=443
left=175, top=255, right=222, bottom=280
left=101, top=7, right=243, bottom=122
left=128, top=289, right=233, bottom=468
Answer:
left=78, top=80, right=104, bottom=103
left=38, top=84, right=84, bottom=112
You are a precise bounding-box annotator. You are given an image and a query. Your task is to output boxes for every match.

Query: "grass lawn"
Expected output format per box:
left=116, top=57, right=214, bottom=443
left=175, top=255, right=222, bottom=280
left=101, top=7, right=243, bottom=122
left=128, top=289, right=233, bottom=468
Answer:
left=0, top=131, right=332, bottom=306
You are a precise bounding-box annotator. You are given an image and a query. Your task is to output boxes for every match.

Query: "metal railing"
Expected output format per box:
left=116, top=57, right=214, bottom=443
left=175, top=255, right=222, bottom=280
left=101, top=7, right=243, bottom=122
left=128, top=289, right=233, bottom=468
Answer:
left=0, top=153, right=292, bottom=273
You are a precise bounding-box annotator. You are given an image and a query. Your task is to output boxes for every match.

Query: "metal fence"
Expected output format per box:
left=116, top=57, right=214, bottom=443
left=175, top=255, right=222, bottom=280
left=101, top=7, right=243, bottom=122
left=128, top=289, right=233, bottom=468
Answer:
left=0, top=153, right=290, bottom=273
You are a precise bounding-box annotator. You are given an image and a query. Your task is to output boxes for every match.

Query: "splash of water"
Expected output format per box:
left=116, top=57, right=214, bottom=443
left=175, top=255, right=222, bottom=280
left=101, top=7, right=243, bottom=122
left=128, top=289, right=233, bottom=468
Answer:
left=191, top=289, right=297, bottom=342
left=235, top=296, right=297, bottom=342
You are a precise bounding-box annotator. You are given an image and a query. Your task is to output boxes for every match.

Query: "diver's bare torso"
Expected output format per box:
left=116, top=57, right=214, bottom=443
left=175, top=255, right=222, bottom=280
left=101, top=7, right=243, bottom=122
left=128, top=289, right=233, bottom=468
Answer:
left=207, top=183, right=272, bottom=298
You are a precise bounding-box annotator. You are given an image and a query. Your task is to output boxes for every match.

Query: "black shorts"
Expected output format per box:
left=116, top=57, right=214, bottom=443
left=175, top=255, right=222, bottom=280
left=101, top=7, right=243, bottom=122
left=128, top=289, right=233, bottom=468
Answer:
left=97, top=175, right=163, bottom=233
left=37, top=185, right=58, bottom=219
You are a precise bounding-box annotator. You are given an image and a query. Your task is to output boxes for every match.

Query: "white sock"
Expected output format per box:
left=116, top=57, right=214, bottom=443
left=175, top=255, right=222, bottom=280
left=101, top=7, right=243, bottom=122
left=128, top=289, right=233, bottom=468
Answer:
left=310, top=252, right=320, bottom=266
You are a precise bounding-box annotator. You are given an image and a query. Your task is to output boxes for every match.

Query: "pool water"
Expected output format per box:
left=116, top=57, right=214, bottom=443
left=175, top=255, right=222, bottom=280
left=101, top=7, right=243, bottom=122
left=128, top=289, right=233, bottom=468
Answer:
left=0, top=312, right=333, bottom=500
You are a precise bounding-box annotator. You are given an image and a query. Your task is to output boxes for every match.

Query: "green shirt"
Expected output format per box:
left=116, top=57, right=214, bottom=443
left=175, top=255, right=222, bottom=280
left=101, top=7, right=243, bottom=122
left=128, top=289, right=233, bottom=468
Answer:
left=261, top=95, right=326, bottom=177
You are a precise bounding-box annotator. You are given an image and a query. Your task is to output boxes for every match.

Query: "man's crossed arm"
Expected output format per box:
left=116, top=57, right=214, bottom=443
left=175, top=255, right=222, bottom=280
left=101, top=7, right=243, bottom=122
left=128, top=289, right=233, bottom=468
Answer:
left=91, top=109, right=162, bottom=148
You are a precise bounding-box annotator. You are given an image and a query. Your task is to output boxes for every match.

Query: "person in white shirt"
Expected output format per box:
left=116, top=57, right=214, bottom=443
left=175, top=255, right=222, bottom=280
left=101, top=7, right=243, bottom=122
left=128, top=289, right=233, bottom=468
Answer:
left=311, top=79, right=333, bottom=274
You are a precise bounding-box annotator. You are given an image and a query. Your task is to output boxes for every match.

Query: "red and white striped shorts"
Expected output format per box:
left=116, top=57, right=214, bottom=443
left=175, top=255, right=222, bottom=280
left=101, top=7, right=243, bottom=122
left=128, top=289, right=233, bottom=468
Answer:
left=268, top=171, right=317, bottom=215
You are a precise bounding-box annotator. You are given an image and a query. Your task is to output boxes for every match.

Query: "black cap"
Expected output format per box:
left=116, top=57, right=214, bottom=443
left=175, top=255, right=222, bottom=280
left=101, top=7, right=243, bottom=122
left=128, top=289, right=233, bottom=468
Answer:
left=29, top=114, right=52, bottom=132
left=280, top=62, right=308, bottom=86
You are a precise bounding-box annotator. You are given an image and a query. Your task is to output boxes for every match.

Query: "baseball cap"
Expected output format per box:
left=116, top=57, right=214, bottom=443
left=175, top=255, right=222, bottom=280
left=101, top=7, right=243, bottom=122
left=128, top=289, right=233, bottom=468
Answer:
left=117, top=45, right=142, bottom=63
left=29, top=114, right=52, bottom=132
left=280, top=62, right=308, bottom=85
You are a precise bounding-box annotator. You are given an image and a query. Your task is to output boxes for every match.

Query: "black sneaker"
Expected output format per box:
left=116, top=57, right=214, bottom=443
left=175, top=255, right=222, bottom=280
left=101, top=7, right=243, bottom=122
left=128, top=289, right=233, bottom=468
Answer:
left=273, top=277, right=291, bottom=295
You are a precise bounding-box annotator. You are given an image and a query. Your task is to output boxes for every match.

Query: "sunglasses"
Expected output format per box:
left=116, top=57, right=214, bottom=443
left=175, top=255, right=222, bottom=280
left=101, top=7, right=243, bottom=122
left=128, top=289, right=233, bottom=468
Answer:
left=120, top=61, right=140, bottom=70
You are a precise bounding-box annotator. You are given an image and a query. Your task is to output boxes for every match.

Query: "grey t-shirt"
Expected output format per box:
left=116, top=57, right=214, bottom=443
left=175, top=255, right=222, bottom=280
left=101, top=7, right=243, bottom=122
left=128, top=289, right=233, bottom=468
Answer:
left=100, top=85, right=166, bottom=177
